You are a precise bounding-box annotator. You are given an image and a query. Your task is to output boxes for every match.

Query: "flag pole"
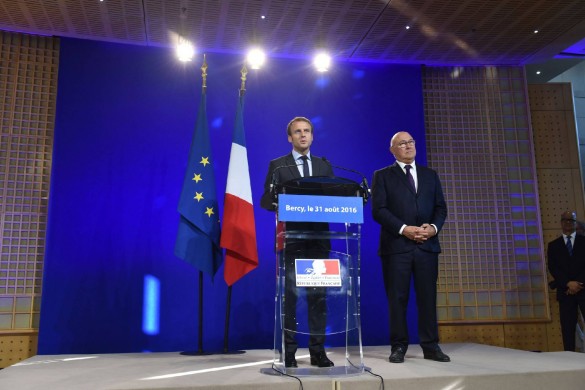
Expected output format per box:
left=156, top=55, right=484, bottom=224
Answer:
left=197, top=270, right=204, bottom=353
left=180, top=56, right=212, bottom=357
left=198, top=55, right=208, bottom=355
left=223, top=64, right=248, bottom=354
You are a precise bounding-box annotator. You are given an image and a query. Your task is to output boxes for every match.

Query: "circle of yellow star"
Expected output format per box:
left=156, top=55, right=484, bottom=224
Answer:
left=194, top=192, right=204, bottom=202
left=192, top=173, right=202, bottom=183
left=200, top=157, right=210, bottom=167
left=205, top=207, right=214, bottom=217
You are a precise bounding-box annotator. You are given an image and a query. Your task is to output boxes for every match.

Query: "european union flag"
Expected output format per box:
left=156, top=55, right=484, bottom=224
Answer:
left=174, top=89, right=222, bottom=277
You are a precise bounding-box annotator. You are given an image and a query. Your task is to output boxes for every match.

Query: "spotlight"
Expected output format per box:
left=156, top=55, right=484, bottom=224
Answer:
left=313, top=52, right=331, bottom=72
left=176, top=40, right=194, bottom=62
left=536, top=71, right=541, bottom=75
left=247, top=48, right=266, bottom=69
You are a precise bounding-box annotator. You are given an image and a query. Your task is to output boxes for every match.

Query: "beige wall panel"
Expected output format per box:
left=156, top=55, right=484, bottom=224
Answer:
left=0, top=333, right=38, bottom=368
left=503, top=323, right=548, bottom=351
left=536, top=169, right=580, bottom=228
left=439, top=324, right=505, bottom=347
left=570, top=170, right=585, bottom=212
left=546, top=297, right=564, bottom=351
left=532, top=111, right=578, bottom=168
left=528, top=83, right=574, bottom=111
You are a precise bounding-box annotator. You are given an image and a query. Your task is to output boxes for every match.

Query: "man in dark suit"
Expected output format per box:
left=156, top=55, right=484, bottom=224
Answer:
left=260, top=116, right=334, bottom=368
left=371, top=131, right=450, bottom=363
left=548, top=210, right=585, bottom=351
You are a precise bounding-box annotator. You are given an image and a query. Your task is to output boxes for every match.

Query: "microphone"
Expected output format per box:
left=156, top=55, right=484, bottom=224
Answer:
left=321, top=157, right=370, bottom=203
left=270, top=163, right=302, bottom=204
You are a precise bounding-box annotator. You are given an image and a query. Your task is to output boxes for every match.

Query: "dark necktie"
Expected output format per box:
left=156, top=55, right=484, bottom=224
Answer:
left=405, top=164, right=416, bottom=192
left=300, top=155, right=310, bottom=177
left=566, top=236, right=573, bottom=256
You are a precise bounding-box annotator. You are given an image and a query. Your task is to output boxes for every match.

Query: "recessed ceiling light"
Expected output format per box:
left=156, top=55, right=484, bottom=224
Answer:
left=536, top=71, right=541, bottom=75
left=534, top=29, right=539, bottom=34
left=405, top=25, right=410, bottom=30
left=261, top=15, right=266, bottom=19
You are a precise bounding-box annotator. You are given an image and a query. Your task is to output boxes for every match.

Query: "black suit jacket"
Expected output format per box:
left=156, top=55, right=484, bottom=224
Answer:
left=260, top=153, right=334, bottom=210
left=548, top=234, right=585, bottom=298
left=260, top=153, right=334, bottom=251
left=371, top=162, right=447, bottom=256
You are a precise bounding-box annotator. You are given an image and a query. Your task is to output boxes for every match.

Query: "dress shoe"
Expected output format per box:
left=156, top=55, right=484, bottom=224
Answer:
left=310, top=351, right=334, bottom=367
left=423, top=346, right=451, bottom=362
left=284, top=353, right=297, bottom=368
left=389, top=346, right=406, bottom=363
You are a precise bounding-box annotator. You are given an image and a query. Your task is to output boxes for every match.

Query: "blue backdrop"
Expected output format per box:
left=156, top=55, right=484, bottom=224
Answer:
left=39, top=38, right=426, bottom=354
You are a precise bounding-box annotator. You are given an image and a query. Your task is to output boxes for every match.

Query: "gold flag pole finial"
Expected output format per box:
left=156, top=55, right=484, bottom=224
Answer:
left=239, top=63, right=248, bottom=97
left=201, top=54, right=208, bottom=92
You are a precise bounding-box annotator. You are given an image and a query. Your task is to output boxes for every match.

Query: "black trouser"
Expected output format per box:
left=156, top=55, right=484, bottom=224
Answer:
left=381, top=247, right=439, bottom=351
left=283, top=243, right=328, bottom=355
left=558, top=291, right=585, bottom=351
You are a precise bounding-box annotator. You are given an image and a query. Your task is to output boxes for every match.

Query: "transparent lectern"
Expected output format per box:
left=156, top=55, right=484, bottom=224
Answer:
left=272, top=176, right=367, bottom=376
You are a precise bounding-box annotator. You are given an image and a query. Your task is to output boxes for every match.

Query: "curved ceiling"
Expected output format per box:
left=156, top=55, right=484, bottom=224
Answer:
left=1, top=0, right=585, bottom=65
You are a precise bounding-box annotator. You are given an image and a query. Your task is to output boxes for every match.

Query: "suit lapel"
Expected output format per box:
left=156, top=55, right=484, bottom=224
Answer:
left=312, top=155, right=322, bottom=176
left=285, top=154, right=301, bottom=179
left=391, top=163, right=415, bottom=194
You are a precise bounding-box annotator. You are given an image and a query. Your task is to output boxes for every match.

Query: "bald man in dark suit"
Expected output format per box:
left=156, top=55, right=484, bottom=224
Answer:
left=371, top=131, right=449, bottom=363
left=261, top=116, right=334, bottom=368
left=548, top=210, right=585, bottom=351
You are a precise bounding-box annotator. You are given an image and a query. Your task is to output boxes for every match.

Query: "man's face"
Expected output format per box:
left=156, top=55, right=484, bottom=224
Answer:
left=561, top=211, right=577, bottom=235
left=390, top=131, right=416, bottom=164
left=288, top=120, right=313, bottom=154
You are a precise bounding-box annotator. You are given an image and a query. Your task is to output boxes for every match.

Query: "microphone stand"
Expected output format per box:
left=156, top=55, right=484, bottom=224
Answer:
left=321, top=157, right=371, bottom=204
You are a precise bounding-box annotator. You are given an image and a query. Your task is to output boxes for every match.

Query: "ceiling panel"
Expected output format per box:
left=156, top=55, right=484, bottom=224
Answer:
left=0, top=0, right=584, bottom=65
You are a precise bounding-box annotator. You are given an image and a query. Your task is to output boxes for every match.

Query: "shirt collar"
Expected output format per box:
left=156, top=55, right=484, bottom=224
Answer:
left=396, top=160, right=416, bottom=170
left=292, top=150, right=311, bottom=161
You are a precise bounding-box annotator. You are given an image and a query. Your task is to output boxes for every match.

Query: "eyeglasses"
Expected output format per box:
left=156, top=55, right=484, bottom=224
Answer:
left=395, top=139, right=416, bottom=148
left=561, top=218, right=576, bottom=222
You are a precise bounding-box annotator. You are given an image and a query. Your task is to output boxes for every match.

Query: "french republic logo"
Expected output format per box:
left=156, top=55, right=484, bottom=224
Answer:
left=295, top=259, right=341, bottom=287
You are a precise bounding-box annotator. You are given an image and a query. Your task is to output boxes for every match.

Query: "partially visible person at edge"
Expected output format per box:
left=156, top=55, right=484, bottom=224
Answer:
left=260, top=116, right=335, bottom=368
left=370, top=131, right=450, bottom=363
left=548, top=210, right=585, bottom=351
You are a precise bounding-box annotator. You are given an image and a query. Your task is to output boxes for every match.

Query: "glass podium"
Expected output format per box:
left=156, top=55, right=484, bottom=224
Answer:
left=271, top=176, right=366, bottom=376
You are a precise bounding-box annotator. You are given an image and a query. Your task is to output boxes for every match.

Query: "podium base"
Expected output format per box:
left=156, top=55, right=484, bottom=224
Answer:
left=261, top=364, right=367, bottom=377
left=180, top=351, right=213, bottom=356
left=180, top=350, right=246, bottom=356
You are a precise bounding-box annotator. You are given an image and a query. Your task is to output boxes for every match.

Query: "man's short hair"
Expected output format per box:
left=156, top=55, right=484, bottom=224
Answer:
left=287, top=116, right=313, bottom=136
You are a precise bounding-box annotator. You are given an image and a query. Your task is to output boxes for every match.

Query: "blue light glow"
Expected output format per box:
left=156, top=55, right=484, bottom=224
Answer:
left=142, top=275, right=160, bottom=336
left=315, top=75, right=330, bottom=88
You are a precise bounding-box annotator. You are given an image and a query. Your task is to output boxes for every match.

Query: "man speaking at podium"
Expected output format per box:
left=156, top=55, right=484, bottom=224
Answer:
left=371, top=131, right=450, bottom=364
left=260, top=116, right=334, bottom=368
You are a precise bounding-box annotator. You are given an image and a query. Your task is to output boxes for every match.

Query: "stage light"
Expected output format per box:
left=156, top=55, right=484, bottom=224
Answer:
left=247, top=48, right=266, bottom=69
left=176, top=40, right=195, bottom=62
left=142, top=275, right=160, bottom=336
left=313, top=52, right=331, bottom=72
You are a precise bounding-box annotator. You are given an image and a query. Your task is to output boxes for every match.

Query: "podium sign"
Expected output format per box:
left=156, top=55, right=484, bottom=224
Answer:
left=277, top=194, right=363, bottom=223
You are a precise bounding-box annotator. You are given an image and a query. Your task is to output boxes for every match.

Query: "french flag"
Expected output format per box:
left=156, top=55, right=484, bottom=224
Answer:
left=221, top=95, right=258, bottom=286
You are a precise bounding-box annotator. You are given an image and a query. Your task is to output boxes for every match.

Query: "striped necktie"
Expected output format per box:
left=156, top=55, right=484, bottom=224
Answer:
left=300, top=155, right=310, bottom=177
left=405, top=164, right=416, bottom=192
left=566, top=235, right=573, bottom=256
